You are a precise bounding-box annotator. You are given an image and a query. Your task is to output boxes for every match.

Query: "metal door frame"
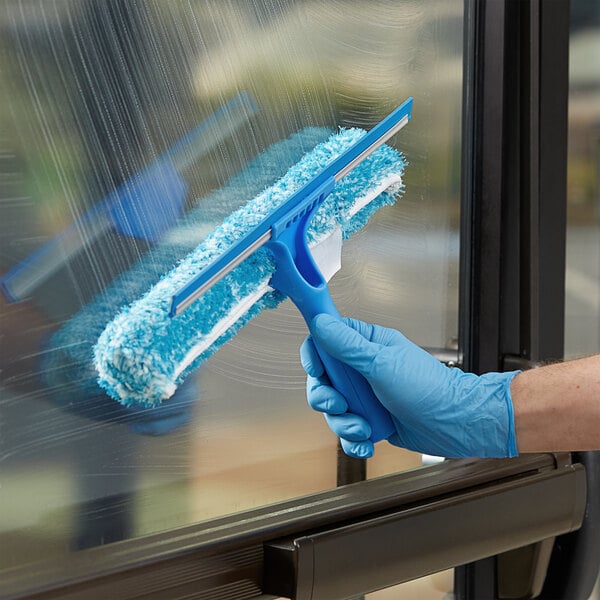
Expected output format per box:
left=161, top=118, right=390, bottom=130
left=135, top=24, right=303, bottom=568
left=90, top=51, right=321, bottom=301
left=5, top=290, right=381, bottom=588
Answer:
left=457, top=0, right=600, bottom=598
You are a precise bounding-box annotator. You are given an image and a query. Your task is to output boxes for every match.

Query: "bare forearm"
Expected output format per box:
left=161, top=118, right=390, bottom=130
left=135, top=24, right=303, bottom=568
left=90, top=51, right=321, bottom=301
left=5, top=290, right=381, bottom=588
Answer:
left=511, top=354, right=600, bottom=452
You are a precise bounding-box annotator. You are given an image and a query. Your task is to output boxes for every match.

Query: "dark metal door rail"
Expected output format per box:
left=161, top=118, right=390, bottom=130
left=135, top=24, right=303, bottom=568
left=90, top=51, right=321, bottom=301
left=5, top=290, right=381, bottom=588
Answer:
left=5, top=454, right=585, bottom=600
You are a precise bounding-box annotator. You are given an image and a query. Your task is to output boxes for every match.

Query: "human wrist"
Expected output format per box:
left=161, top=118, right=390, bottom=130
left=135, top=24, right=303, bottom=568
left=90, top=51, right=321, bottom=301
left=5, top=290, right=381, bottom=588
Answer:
left=510, top=355, right=600, bottom=452
left=510, top=366, right=562, bottom=452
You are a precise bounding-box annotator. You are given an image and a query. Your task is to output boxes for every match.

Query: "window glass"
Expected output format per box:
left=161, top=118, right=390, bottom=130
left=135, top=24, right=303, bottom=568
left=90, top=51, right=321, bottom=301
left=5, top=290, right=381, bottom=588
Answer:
left=0, top=0, right=463, bottom=581
left=565, top=3, right=600, bottom=598
left=564, top=0, right=600, bottom=360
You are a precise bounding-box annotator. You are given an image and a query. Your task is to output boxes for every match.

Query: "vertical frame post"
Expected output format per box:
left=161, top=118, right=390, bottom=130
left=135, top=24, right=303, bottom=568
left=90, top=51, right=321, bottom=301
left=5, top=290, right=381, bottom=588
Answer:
left=457, top=0, right=572, bottom=598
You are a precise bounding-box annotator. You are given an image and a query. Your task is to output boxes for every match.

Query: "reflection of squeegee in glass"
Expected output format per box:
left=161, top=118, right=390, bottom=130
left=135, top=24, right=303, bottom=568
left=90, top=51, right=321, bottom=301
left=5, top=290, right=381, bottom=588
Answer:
left=0, top=92, right=257, bottom=302
left=94, top=98, right=412, bottom=447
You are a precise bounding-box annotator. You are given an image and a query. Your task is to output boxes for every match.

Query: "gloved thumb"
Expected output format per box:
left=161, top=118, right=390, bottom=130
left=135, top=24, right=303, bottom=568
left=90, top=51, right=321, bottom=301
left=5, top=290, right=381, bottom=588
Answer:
left=310, top=314, right=381, bottom=378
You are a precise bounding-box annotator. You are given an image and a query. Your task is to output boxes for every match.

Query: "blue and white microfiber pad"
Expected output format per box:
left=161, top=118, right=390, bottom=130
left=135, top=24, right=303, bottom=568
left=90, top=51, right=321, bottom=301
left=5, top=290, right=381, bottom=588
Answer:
left=41, top=128, right=331, bottom=398
left=93, top=127, right=406, bottom=408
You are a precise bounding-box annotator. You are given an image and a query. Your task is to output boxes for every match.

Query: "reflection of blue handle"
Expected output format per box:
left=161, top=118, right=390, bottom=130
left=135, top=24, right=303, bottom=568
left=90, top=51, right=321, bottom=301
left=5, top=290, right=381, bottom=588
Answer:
left=1, top=91, right=258, bottom=303
left=267, top=178, right=395, bottom=443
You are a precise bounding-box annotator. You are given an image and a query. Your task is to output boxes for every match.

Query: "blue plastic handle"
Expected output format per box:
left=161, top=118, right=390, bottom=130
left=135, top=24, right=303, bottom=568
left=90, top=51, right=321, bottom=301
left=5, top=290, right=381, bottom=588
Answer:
left=267, top=178, right=395, bottom=443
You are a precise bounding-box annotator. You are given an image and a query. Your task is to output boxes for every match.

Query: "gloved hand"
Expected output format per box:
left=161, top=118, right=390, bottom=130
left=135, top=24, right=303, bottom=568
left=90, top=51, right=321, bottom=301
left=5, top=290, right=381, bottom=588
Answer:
left=300, top=314, right=520, bottom=459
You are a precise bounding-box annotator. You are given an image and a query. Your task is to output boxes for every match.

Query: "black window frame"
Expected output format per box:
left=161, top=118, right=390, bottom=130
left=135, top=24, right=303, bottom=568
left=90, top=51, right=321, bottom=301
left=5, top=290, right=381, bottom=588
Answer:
left=457, top=1, right=600, bottom=598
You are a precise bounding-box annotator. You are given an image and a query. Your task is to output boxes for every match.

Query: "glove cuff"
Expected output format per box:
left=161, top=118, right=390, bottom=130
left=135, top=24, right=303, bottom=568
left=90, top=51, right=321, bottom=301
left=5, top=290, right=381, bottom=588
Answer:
left=503, top=370, right=520, bottom=457
left=476, top=370, right=520, bottom=458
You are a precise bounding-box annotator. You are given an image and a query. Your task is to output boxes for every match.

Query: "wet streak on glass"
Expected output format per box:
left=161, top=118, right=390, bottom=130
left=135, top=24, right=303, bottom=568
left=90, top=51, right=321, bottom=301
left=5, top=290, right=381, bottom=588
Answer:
left=0, top=3, right=463, bottom=598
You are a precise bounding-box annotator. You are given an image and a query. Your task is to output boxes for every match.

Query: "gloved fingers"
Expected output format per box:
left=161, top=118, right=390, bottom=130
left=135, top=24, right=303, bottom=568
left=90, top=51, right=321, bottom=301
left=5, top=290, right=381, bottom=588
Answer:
left=310, top=314, right=383, bottom=377
left=340, top=437, right=374, bottom=459
left=300, top=335, right=325, bottom=379
left=341, top=316, right=407, bottom=347
left=347, top=317, right=453, bottom=385
left=306, top=374, right=348, bottom=414
left=325, top=412, right=372, bottom=441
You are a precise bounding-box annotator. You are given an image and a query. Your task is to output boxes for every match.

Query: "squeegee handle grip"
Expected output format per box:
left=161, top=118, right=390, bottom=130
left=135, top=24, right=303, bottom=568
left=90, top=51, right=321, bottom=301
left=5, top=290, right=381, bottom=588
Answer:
left=311, top=308, right=396, bottom=444
left=268, top=238, right=395, bottom=443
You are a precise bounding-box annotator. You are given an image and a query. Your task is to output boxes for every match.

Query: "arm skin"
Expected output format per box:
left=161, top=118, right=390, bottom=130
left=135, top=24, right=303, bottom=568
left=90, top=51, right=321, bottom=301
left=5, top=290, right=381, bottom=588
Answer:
left=512, top=354, right=600, bottom=453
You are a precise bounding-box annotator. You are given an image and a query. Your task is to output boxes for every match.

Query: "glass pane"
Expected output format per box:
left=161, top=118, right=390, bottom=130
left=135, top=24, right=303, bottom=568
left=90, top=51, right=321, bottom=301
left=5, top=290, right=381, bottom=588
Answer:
left=366, top=570, right=453, bottom=600
left=566, top=3, right=600, bottom=598
left=565, top=0, right=600, bottom=360
left=0, top=0, right=463, bottom=583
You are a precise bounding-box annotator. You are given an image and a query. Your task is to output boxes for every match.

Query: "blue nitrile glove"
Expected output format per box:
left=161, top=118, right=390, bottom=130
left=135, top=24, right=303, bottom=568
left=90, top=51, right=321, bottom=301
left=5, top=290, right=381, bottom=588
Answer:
left=300, top=314, right=520, bottom=459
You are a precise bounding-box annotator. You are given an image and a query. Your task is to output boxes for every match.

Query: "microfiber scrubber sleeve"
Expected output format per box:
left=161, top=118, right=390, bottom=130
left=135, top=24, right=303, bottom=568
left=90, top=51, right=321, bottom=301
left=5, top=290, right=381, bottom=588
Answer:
left=40, top=128, right=333, bottom=400
left=93, top=127, right=406, bottom=408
